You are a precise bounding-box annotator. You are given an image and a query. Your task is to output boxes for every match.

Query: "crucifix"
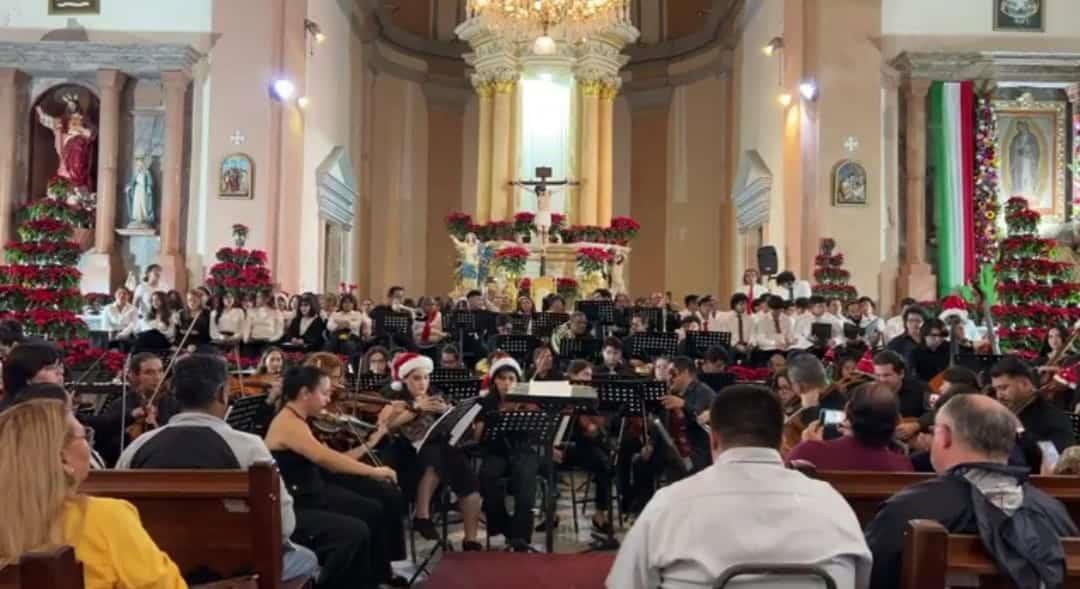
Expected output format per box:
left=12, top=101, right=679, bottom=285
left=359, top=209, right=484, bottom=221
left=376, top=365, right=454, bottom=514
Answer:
left=510, top=166, right=579, bottom=276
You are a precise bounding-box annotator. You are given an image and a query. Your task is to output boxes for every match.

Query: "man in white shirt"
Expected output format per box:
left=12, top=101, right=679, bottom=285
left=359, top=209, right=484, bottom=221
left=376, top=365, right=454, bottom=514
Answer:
left=772, top=271, right=813, bottom=302
left=793, top=295, right=845, bottom=350
left=882, top=297, right=916, bottom=344
left=751, top=296, right=794, bottom=352
left=698, top=296, right=724, bottom=332
left=607, top=384, right=872, bottom=589
left=720, top=293, right=753, bottom=358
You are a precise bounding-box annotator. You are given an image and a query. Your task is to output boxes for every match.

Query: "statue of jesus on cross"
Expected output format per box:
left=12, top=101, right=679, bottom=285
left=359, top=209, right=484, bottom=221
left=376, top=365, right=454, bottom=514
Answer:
left=510, top=166, right=578, bottom=247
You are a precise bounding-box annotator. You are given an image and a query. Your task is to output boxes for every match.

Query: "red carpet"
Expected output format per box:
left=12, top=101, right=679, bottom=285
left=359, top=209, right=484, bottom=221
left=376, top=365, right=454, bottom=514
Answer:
left=424, top=552, right=616, bottom=589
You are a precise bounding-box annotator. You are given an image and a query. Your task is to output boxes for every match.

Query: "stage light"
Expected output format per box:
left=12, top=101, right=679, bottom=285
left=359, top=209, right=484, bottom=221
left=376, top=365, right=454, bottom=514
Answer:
left=533, top=34, right=557, bottom=56
left=763, top=37, right=783, bottom=57
left=271, top=78, right=296, bottom=101
left=799, top=81, right=818, bottom=101
left=777, top=93, right=792, bottom=107
left=297, top=96, right=310, bottom=109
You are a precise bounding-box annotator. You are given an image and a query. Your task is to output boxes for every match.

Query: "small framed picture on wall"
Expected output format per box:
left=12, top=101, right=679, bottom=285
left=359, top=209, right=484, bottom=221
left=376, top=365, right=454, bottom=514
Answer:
left=48, top=0, right=101, bottom=15
left=219, top=154, right=255, bottom=199
left=994, top=0, right=1044, bottom=32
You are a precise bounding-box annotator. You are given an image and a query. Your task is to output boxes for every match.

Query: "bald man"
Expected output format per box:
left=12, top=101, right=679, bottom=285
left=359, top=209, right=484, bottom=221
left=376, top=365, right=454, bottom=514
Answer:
left=865, top=395, right=1077, bottom=589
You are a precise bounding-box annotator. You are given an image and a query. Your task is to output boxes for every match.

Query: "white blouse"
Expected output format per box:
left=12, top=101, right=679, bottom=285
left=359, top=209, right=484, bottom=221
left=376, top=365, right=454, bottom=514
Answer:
left=122, top=313, right=177, bottom=341
left=327, top=310, right=372, bottom=338
left=245, top=307, right=283, bottom=342
left=103, top=302, right=137, bottom=336
left=132, top=283, right=164, bottom=318
left=212, top=308, right=247, bottom=341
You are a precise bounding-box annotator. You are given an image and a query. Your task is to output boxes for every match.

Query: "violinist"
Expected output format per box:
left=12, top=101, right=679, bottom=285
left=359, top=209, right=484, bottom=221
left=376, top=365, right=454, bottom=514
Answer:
left=264, top=365, right=407, bottom=588
left=477, top=357, right=540, bottom=551
left=770, top=371, right=800, bottom=418
left=377, top=353, right=483, bottom=550
left=95, top=353, right=180, bottom=466
left=779, top=354, right=846, bottom=455
left=560, top=359, right=616, bottom=538
left=1037, top=325, right=1069, bottom=374
left=527, top=344, right=561, bottom=381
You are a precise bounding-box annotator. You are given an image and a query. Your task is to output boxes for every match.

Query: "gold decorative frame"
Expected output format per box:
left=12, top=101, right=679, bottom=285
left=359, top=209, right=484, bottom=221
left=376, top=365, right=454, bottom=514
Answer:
left=994, top=98, right=1066, bottom=220
left=219, top=153, right=255, bottom=199
left=48, top=0, right=100, bottom=15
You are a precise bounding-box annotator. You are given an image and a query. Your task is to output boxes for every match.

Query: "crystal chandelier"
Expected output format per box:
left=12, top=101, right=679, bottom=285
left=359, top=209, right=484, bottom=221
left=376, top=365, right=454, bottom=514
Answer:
left=466, top=0, right=631, bottom=55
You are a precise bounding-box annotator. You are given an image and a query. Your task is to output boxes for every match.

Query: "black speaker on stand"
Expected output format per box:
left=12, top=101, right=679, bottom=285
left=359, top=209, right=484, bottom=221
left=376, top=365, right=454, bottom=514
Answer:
left=757, top=246, right=778, bottom=276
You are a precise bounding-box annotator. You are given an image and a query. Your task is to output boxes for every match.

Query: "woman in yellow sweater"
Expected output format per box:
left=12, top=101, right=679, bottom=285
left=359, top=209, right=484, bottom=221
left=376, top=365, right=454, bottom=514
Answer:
left=0, top=399, right=187, bottom=589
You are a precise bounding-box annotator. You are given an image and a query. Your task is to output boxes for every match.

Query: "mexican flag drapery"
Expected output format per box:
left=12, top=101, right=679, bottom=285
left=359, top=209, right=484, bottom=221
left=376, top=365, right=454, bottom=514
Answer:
left=929, top=81, right=976, bottom=297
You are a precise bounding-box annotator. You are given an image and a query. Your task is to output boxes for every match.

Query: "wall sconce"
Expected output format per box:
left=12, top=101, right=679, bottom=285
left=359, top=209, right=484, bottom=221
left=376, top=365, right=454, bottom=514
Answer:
left=305, top=19, right=326, bottom=43
left=297, top=96, right=311, bottom=110
left=762, top=37, right=783, bottom=57
left=777, top=93, right=792, bottom=107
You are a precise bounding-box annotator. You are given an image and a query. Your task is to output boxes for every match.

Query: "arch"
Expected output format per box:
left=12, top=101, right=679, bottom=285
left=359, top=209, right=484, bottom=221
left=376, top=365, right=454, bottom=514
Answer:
left=316, top=146, right=358, bottom=292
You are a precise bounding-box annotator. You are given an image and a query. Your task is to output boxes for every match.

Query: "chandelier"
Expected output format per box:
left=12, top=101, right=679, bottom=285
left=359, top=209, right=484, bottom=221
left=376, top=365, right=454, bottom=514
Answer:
left=465, top=0, right=631, bottom=55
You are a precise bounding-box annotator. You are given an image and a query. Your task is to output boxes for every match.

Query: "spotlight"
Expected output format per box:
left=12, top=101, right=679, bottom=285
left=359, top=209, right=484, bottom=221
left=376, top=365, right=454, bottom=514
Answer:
left=799, top=81, right=818, bottom=101
left=532, top=34, right=557, bottom=56
left=763, top=37, right=783, bottom=57
left=777, top=93, right=792, bottom=107
left=305, top=19, right=326, bottom=43
left=297, top=96, right=310, bottom=109
left=271, top=78, right=296, bottom=101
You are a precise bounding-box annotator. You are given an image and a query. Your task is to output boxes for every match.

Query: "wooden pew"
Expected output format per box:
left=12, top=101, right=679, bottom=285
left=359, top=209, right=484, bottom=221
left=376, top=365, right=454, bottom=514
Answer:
left=900, top=519, right=1080, bottom=588
left=0, top=546, right=83, bottom=589
left=805, top=470, right=1080, bottom=528
left=79, top=463, right=282, bottom=589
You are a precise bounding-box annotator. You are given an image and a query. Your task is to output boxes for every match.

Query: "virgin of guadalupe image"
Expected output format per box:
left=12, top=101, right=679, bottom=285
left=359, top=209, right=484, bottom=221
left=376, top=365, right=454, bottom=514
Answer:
left=1001, top=0, right=1039, bottom=23
left=1008, top=121, right=1041, bottom=203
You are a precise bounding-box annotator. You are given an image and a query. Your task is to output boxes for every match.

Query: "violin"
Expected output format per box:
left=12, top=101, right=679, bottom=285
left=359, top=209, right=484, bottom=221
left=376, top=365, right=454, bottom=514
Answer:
left=128, top=309, right=203, bottom=439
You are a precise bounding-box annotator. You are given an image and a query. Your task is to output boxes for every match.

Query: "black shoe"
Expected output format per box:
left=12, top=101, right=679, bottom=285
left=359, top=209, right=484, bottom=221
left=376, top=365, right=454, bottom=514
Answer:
left=508, top=539, right=532, bottom=552
left=462, top=540, right=483, bottom=552
left=412, top=517, right=439, bottom=541
left=591, top=516, right=615, bottom=536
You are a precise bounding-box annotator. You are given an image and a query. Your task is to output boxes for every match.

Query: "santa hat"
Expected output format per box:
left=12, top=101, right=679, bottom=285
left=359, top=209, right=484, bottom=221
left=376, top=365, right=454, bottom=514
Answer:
left=856, top=350, right=875, bottom=375
left=1054, top=364, right=1079, bottom=390
left=938, top=295, right=969, bottom=323
left=481, top=356, right=523, bottom=392
left=390, top=352, right=434, bottom=391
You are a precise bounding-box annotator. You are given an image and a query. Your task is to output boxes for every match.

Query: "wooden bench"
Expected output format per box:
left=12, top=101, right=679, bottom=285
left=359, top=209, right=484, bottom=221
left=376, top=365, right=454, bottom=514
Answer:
left=0, top=546, right=83, bottom=589
left=79, top=463, right=283, bottom=589
left=805, top=469, right=1080, bottom=528
left=901, top=519, right=1080, bottom=588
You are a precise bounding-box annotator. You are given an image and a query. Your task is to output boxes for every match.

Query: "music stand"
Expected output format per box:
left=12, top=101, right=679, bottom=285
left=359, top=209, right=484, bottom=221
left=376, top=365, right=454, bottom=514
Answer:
left=629, top=307, right=662, bottom=332
left=352, top=373, right=390, bottom=393
left=431, top=367, right=470, bottom=382
left=576, top=300, right=617, bottom=325
left=629, top=332, right=678, bottom=361
left=480, top=409, right=562, bottom=552
left=225, top=394, right=270, bottom=436
left=533, top=312, right=569, bottom=339
left=508, top=314, right=532, bottom=335
left=685, top=332, right=732, bottom=359
left=436, top=378, right=483, bottom=405
left=811, top=323, right=833, bottom=344
left=559, top=336, right=601, bottom=363
left=495, top=334, right=540, bottom=365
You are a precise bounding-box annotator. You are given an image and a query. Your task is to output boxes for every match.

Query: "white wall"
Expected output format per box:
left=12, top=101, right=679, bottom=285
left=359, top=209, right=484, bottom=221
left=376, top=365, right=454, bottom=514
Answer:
left=1, top=0, right=213, bottom=32
left=300, top=0, right=356, bottom=292
left=883, top=0, right=1080, bottom=36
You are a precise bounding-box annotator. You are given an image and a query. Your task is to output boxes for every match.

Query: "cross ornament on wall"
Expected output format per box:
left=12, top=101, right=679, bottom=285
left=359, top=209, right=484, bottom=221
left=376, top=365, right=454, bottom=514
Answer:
left=230, top=130, right=246, bottom=146
left=844, top=136, right=860, bottom=153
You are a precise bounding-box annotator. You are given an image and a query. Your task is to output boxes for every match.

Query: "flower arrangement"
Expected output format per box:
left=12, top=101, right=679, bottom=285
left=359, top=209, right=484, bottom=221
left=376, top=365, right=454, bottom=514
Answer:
left=812, top=238, right=857, bottom=301
left=576, top=247, right=612, bottom=274
left=517, top=277, right=532, bottom=293
left=20, top=196, right=93, bottom=229
left=493, top=246, right=530, bottom=276
left=444, top=212, right=640, bottom=245
left=513, top=212, right=535, bottom=237
left=62, top=339, right=127, bottom=379
left=609, top=216, right=641, bottom=243
left=974, top=93, right=1000, bottom=265
left=556, top=277, right=579, bottom=298
left=727, top=365, right=771, bottom=382
left=46, top=176, right=73, bottom=199
left=446, top=212, right=473, bottom=240
left=205, top=244, right=274, bottom=299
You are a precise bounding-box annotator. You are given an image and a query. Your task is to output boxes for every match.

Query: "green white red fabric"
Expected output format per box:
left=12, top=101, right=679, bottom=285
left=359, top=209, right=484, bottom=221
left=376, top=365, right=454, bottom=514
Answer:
left=929, top=81, right=976, bottom=296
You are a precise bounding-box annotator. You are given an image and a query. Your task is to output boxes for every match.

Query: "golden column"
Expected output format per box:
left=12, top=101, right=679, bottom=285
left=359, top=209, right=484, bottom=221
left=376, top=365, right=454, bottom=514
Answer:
left=579, top=79, right=602, bottom=226
left=473, top=80, right=495, bottom=223
left=597, top=82, right=617, bottom=227
left=489, top=78, right=517, bottom=221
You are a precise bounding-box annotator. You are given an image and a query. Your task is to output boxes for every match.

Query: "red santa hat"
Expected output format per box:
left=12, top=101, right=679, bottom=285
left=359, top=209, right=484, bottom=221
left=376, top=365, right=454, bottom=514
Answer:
left=390, top=352, right=434, bottom=391
left=856, top=350, right=875, bottom=375
left=481, top=356, right=523, bottom=392
left=1054, top=364, right=1079, bottom=390
left=938, top=295, right=969, bottom=323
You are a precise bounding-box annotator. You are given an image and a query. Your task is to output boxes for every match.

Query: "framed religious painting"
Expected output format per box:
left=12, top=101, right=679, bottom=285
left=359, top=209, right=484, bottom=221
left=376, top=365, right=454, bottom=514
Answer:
left=832, top=160, right=868, bottom=206
left=994, top=0, right=1044, bottom=32
left=48, top=0, right=100, bottom=15
left=219, top=153, right=254, bottom=199
left=994, top=98, right=1066, bottom=220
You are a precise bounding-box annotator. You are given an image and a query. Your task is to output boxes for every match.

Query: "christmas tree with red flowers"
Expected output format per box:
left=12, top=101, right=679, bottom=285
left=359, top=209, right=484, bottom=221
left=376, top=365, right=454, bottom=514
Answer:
left=204, top=224, right=274, bottom=299
left=0, top=196, right=92, bottom=340
left=812, top=238, right=857, bottom=301
left=993, top=197, right=1080, bottom=357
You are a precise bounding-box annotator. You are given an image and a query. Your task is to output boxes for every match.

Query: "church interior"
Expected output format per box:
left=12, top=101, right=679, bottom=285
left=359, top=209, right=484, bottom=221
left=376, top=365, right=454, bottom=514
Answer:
left=5, top=0, right=1080, bottom=588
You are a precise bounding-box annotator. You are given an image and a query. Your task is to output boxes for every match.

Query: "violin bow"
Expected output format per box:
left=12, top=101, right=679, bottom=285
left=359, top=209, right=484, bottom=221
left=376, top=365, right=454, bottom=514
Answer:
left=147, top=308, right=203, bottom=408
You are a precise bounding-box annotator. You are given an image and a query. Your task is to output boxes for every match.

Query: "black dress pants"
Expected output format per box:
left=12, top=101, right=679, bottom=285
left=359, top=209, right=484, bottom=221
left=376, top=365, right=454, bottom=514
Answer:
left=322, top=473, right=408, bottom=573
left=563, top=435, right=613, bottom=510
left=292, top=507, right=374, bottom=589
left=479, top=448, right=540, bottom=543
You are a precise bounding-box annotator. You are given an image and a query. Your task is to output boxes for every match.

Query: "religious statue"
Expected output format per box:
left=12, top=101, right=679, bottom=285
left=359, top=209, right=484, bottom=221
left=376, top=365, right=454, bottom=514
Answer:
left=512, top=166, right=577, bottom=246
left=35, top=94, right=97, bottom=197
left=450, top=232, right=483, bottom=292
left=1009, top=121, right=1040, bottom=200
left=608, top=251, right=627, bottom=295
left=125, top=156, right=156, bottom=228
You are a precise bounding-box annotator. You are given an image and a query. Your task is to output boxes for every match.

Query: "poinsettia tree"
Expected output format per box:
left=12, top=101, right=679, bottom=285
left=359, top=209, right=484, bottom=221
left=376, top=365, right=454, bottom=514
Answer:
left=205, top=224, right=274, bottom=299
left=993, top=197, right=1080, bottom=357
left=812, top=238, right=857, bottom=301
left=0, top=198, right=89, bottom=340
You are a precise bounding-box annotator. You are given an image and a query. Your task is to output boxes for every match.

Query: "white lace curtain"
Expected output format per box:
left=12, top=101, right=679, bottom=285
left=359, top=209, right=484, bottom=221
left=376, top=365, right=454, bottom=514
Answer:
left=514, top=68, right=574, bottom=215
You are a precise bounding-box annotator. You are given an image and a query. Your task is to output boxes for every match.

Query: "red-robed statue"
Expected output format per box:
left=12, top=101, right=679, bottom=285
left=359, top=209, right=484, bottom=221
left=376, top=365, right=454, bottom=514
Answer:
left=35, top=93, right=96, bottom=195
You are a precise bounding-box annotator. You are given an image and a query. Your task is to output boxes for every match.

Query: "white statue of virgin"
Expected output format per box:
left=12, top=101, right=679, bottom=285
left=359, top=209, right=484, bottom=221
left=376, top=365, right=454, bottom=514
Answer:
left=125, top=156, right=155, bottom=228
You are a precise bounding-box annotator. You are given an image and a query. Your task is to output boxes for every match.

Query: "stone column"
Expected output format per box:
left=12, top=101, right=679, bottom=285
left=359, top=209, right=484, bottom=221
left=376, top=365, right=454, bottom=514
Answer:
left=488, top=79, right=516, bottom=221
left=0, top=68, right=26, bottom=260
left=158, top=70, right=190, bottom=291
left=579, top=80, right=602, bottom=226
left=597, top=82, right=617, bottom=227
left=94, top=69, right=126, bottom=254
left=473, top=80, right=495, bottom=223
left=897, top=78, right=935, bottom=300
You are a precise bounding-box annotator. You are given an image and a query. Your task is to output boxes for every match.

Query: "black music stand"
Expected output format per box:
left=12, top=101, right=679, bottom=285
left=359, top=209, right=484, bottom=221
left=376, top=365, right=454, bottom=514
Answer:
left=576, top=300, right=617, bottom=326
left=811, top=323, right=833, bottom=345
left=685, top=332, right=732, bottom=359
left=533, top=312, right=569, bottom=339
left=225, top=394, right=271, bottom=436
left=481, top=409, right=562, bottom=553
left=495, top=334, right=540, bottom=365
left=352, top=373, right=390, bottom=393
left=445, top=310, right=495, bottom=365
left=629, top=332, right=678, bottom=361
left=431, top=367, right=470, bottom=382
left=559, top=336, right=601, bottom=364
left=508, top=314, right=532, bottom=335
left=436, top=378, right=483, bottom=405
left=629, top=307, right=662, bottom=332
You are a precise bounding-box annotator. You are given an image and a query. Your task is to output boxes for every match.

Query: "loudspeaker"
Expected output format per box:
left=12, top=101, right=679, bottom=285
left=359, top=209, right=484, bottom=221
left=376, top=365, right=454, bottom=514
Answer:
left=757, top=246, right=778, bottom=275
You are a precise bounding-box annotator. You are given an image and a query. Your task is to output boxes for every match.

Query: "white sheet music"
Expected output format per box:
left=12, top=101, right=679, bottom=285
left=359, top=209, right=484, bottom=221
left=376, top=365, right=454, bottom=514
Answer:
left=554, top=414, right=571, bottom=446
left=413, top=402, right=483, bottom=451
left=526, top=381, right=573, bottom=397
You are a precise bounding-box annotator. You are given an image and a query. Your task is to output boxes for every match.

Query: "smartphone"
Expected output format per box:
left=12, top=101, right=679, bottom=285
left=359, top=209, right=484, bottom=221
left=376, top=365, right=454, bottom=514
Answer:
left=820, top=409, right=845, bottom=427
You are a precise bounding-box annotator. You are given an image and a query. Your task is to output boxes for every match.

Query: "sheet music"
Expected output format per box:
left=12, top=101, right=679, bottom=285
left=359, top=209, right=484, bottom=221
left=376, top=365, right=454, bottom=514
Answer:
left=413, top=401, right=483, bottom=451
left=529, top=381, right=573, bottom=398
left=554, top=414, right=571, bottom=446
